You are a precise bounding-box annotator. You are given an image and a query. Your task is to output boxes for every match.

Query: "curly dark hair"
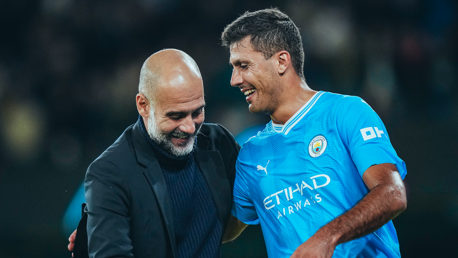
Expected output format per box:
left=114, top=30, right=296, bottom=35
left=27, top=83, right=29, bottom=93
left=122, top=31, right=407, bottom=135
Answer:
left=221, top=8, right=305, bottom=80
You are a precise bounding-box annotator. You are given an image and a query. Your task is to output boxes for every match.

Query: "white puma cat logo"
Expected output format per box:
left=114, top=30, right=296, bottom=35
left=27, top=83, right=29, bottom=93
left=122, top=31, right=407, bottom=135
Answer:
left=257, top=160, right=270, bottom=175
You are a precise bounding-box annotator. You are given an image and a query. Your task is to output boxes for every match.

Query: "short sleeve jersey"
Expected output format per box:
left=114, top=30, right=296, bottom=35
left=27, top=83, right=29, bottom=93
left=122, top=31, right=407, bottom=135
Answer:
left=232, top=92, right=407, bottom=258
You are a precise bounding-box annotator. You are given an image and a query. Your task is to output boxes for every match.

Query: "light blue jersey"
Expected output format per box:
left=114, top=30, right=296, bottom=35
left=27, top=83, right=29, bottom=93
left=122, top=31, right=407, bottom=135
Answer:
left=232, top=91, right=407, bottom=258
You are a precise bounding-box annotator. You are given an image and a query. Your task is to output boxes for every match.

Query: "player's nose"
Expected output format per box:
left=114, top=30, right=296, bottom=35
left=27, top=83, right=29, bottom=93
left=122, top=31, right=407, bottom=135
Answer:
left=230, top=68, right=243, bottom=87
left=178, top=115, right=196, bottom=135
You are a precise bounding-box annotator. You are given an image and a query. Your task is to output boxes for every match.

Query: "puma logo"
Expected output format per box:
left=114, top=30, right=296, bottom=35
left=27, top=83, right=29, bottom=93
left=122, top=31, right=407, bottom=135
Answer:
left=257, top=160, right=270, bottom=175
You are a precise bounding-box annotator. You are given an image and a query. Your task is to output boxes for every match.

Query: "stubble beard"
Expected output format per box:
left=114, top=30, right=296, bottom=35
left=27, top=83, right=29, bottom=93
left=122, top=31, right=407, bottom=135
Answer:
left=247, top=76, right=281, bottom=116
left=249, top=91, right=279, bottom=116
left=147, top=107, right=199, bottom=157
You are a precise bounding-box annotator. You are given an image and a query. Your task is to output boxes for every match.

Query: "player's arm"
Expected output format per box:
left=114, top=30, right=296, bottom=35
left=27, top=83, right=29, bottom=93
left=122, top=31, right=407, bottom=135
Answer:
left=291, top=163, right=407, bottom=258
left=292, top=96, right=407, bottom=257
left=222, top=215, right=248, bottom=243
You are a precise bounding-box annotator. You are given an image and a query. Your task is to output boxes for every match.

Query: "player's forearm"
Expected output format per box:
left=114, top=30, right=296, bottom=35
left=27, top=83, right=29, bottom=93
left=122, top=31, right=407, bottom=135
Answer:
left=222, top=215, right=248, bottom=243
left=316, top=181, right=407, bottom=246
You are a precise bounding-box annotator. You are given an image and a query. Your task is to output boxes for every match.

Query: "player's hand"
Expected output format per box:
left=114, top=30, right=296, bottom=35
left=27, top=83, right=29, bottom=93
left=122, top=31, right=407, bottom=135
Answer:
left=68, top=229, right=77, bottom=257
left=290, top=234, right=336, bottom=258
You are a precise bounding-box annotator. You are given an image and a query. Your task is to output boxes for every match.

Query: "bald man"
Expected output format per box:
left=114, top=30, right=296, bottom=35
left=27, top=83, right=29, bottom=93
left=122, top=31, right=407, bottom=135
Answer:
left=72, top=49, right=240, bottom=258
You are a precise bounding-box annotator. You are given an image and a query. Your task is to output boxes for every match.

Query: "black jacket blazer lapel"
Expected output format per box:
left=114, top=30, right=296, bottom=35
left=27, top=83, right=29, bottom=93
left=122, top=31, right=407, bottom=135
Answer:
left=131, top=122, right=177, bottom=257
left=194, top=145, right=232, bottom=229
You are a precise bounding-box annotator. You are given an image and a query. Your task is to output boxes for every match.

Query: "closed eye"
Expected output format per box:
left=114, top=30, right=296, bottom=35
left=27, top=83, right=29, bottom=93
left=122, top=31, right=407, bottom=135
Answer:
left=192, top=107, right=204, bottom=118
left=230, top=60, right=249, bottom=70
left=167, top=112, right=185, bottom=120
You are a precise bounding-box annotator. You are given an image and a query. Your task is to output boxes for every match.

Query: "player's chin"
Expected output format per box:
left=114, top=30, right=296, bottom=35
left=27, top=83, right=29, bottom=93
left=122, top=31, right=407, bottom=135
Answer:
left=247, top=104, right=255, bottom=114
left=247, top=101, right=256, bottom=112
left=248, top=103, right=265, bottom=114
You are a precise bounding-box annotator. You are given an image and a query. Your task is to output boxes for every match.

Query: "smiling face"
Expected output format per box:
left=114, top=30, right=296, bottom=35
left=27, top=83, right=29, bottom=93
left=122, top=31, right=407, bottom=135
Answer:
left=137, top=49, right=205, bottom=157
left=229, top=36, right=283, bottom=115
left=148, top=76, right=205, bottom=156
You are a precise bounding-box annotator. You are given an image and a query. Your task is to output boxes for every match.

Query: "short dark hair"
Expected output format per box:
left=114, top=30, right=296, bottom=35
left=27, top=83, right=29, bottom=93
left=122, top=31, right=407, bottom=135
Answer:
left=222, top=8, right=305, bottom=80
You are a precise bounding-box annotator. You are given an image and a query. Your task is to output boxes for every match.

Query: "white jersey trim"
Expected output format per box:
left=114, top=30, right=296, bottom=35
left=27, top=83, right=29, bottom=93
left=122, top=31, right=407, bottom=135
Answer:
left=284, top=91, right=323, bottom=135
left=272, top=123, right=284, bottom=132
left=270, top=91, right=324, bottom=135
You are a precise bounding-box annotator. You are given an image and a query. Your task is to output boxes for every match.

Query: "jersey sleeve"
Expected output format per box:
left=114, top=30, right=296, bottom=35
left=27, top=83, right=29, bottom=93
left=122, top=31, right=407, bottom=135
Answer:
left=231, top=150, right=260, bottom=225
left=335, top=96, right=407, bottom=179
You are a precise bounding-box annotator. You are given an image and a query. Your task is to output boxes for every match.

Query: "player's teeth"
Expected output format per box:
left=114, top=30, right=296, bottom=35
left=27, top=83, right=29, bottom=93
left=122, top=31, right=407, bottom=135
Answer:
left=244, top=89, right=255, bottom=96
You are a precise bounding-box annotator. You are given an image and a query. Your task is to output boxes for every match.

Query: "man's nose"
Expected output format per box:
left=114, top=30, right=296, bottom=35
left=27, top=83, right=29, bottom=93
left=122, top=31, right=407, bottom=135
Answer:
left=178, top=115, right=196, bottom=135
left=230, top=68, right=243, bottom=87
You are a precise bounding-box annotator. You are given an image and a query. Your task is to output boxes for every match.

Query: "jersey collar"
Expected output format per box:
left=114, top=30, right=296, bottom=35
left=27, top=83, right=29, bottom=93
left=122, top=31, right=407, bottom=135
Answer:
left=270, top=91, right=324, bottom=135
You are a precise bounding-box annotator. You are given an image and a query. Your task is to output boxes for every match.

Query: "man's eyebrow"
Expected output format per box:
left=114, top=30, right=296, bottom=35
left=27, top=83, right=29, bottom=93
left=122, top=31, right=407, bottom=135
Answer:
left=165, top=111, right=186, bottom=117
left=229, top=59, right=240, bottom=66
left=165, top=104, right=206, bottom=116
left=194, top=104, right=206, bottom=112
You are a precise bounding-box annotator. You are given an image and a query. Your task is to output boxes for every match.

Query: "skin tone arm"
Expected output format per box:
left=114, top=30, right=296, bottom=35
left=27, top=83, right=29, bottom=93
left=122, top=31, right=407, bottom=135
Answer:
left=291, top=163, right=407, bottom=258
left=222, top=215, right=248, bottom=243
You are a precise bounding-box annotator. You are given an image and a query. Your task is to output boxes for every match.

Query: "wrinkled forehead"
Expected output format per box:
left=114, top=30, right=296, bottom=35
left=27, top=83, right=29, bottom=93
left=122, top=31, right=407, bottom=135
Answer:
left=154, top=78, right=205, bottom=109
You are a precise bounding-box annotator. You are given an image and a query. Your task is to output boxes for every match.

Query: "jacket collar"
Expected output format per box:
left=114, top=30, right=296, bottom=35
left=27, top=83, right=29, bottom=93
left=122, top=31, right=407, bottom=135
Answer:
left=131, top=121, right=177, bottom=257
left=194, top=148, right=230, bottom=229
left=194, top=130, right=231, bottom=226
left=130, top=120, right=231, bottom=255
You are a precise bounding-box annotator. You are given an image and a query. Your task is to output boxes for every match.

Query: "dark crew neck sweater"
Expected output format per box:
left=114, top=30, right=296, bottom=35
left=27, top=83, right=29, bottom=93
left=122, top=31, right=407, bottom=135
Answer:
left=139, top=117, right=222, bottom=258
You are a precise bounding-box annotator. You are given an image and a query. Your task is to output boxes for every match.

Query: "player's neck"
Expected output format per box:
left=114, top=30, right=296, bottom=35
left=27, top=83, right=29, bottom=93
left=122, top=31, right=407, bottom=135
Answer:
left=270, top=81, right=316, bottom=124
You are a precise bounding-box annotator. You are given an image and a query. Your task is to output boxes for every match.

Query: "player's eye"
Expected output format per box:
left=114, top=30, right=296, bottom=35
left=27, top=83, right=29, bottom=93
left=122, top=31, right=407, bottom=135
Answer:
left=192, top=108, right=204, bottom=118
left=168, top=113, right=184, bottom=120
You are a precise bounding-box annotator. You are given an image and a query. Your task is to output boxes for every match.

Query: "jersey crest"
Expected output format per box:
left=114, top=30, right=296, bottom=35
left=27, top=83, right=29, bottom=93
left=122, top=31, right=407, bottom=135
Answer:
left=308, top=135, right=327, bottom=157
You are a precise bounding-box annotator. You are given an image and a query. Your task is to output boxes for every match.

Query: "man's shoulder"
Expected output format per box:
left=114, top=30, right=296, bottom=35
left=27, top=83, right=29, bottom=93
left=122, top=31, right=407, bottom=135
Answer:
left=318, top=92, right=370, bottom=118
left=198, top=123, right=235, bottom=144
left=199, top=123, right=232, bottom=138
left=197, top=123, right=239, bottom=154
left=319, top=92, right=360, bottom=106
left=88, top=124, right=136, bottom=172
left=197, top=123, right=239, bottom=189
left=323, top=92, right=366, bottom=107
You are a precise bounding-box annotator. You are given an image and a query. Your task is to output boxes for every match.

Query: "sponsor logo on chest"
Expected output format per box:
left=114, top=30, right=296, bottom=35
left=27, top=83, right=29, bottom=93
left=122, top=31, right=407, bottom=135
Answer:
left=262, top=175, right=331, bottom=220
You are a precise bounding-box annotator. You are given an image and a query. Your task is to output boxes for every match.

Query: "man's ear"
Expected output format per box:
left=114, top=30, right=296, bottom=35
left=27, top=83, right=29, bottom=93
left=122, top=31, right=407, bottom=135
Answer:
left=136, top=93, right=150, bottom=118
left=277, top=51, right=291, bottom=75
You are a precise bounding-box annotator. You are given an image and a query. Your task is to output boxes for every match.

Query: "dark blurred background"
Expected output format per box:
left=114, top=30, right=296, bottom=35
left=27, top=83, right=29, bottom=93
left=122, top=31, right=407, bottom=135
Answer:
left=0, top=0, right=457, bottom=257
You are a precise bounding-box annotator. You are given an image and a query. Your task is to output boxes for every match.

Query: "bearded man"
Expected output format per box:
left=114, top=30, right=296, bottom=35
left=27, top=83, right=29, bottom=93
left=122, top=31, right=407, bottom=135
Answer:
left=73, top=49, right=240, bottom=258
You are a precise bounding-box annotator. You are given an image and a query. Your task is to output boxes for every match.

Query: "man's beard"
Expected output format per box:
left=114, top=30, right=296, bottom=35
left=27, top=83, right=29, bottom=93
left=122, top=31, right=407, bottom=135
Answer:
left=147, top=107, right=200, bottom=157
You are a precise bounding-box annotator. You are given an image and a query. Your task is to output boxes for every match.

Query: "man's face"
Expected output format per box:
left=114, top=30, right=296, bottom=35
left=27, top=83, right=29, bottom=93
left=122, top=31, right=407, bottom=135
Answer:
left=229, top=36, right=282, bottom=115
left=147, top=81, right=205, bottom=157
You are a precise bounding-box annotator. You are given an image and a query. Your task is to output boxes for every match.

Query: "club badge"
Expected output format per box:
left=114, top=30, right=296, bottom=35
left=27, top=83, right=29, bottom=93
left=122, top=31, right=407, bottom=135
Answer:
left=308, top=135, right=327, bottom=158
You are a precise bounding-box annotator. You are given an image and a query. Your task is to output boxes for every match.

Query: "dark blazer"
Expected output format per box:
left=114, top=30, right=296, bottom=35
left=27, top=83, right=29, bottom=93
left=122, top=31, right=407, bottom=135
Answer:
left=78, top=121, right=240, bottom=258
